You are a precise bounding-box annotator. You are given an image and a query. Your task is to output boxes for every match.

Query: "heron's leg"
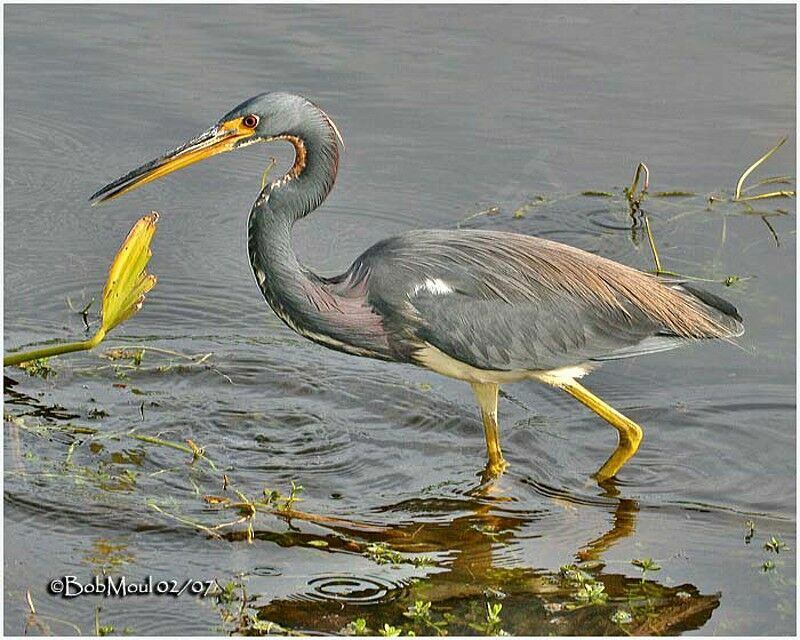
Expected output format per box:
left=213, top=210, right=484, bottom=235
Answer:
left=559, top=379, right=643, bottom=482
left=470, top=382, right=508, bottom=477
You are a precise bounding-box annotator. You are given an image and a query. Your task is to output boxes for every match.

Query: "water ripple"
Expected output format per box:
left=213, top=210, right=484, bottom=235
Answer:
left=299, top=574, right=410, bottom=605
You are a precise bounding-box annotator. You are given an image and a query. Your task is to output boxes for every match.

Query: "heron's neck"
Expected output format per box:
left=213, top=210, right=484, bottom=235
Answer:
left=265, top=112, right=340, bottom=223
left=246, top=109, right=339, bottom=316
left=247, top=207, right=309, bottom=326
left=245, top=120, right=390, bottom=358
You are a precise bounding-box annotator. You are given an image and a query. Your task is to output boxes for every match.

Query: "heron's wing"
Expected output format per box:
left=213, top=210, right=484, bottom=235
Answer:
left=408, top=288, right=668, bottom=371
left=346, top=230, right=742, bottom=372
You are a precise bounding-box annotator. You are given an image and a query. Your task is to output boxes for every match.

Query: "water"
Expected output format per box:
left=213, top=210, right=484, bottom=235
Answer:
left=4, top=5, right=795, bottom=635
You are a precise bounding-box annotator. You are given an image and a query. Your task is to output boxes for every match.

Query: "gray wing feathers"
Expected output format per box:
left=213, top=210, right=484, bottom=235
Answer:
left=410, top=289, right=660, bottom=370
left=351, top=230, right=743, bottom=372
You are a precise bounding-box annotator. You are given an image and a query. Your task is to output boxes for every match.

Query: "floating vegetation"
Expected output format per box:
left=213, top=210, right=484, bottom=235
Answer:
left=244, top=552, right=722, bottom=636
left=652, top=191, right=696, bottom=198
left=365, top=542, right=405, bottom=565
left=4, top=383, right=746, bottom=636
left=378, top=623, right=402, bottom=636
left=744, top=519, right=756, bottom=544
left=306, top=539, right=329, bottom=548
left=467, top=602, right=507, bottom=635
left=455, top=205, right=502, bottom=228
left=632, top=557, right=662, bottom=581
left=342, top=617, right=369, bottom=635
left=102, top=348, right=145, bottom=366
left=625, top=162, right=650, bottom=209
left=574, top=581, right=608, bottom=605
left=402, top=600, right=451, bottom=636
left=17, top=357, right=55, bottom=379
left=95, top=607, right=134, bottom=637
left=512, top=195, right=547, bottom=218
left=611, top=609, right=633, bottom=625
left=764, top=535, right=788, bottom=554
left=67, top=345, right=232, bottom=384
left=130, top=434, right=218, bottom=472
left=581, top=190, right=614, bottom=197
left=4, top=212, right=159, bottom=367
left=66, top=296, right=96, bottom=330
left=206, top=576, right=289, bottom=636
left=458, top=135, right=793, bottom=285
left=22, top=590, right=82, bottom=636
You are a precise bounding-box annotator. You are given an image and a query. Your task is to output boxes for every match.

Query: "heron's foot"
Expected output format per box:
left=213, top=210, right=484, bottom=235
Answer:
left=484, top=456, right=509, bottom=479
left=478, top=456, right=509, bottom=487
left=468, top=458, right=512, bottom=499
left=591, top=468, right=618, bottom=485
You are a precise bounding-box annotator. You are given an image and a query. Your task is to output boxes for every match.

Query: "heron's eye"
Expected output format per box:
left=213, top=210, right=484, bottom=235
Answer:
left=242, top=114, right=259, bottom=129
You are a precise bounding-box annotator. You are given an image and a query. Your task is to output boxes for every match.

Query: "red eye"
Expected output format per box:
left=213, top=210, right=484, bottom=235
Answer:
left=242, top=114, right=259, bottom=129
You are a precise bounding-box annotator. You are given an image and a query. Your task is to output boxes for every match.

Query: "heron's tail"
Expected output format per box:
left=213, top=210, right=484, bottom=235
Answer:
left=591, top=282, right=743, bottom=362
left=671, top=283, right=744, bottom=338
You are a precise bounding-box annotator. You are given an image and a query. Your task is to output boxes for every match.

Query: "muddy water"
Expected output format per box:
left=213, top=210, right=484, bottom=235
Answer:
left=4, top=5, right=795, bottom=635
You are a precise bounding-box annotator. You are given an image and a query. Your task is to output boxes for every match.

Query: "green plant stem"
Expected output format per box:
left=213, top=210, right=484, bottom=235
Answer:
left=736, top=190, right=795, bottom=202
left=129, top=434, right=218, bottom=471
left=627, top=163, right=650, bottom=202
left=643, top=216, right=664, bottom=274
left=4, top=329, right=106, bottom=367
left=734, top=136, right=788, bottom=201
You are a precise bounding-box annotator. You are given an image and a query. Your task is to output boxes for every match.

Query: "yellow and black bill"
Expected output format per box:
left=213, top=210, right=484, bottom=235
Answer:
left=89, top=116, right=259, bottom=205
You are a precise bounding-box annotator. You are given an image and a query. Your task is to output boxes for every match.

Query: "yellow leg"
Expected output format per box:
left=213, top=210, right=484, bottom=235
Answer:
left=559, top=379, right=643, bottom=482
left=470, top=382, right=508, bottom=478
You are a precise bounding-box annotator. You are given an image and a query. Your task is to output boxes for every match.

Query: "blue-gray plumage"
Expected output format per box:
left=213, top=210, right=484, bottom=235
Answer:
left=90, top=92, right=743, bottom=483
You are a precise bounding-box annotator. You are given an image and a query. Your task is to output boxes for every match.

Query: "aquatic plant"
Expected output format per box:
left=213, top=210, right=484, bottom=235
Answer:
left=4, top=212, right=159, bottom=367
left=734, top=136, right=793, bottom=202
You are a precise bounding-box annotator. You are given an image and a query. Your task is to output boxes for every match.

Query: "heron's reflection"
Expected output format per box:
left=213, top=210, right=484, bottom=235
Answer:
left=243, top=479, right=719, bottom=635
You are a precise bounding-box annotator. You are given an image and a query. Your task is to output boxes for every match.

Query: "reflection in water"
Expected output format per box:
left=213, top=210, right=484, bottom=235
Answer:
left=247, top=483, right=719, bottom=635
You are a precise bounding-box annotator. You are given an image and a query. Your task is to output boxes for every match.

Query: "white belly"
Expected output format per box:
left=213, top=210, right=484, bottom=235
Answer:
left=413, top=342, right=593, bottom=387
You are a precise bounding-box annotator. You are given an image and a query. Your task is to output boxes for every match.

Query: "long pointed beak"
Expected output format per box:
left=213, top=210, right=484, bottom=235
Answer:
left=89, top=116, right=256, bottom=205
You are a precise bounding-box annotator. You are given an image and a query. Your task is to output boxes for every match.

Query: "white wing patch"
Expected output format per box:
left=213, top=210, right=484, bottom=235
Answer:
left=411, top=278, right=454, bottom=297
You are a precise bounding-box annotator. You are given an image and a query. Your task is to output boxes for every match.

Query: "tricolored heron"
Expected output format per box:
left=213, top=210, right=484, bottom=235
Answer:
left=90, top=92, right=743, bottom=482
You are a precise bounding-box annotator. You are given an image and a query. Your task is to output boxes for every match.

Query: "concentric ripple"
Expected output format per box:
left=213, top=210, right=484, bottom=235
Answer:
left=301, top=574, right=410, bottom=605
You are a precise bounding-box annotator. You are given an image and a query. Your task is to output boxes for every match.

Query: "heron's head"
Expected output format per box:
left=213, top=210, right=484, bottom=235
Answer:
left=90, top=92, right=343, bottom=204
